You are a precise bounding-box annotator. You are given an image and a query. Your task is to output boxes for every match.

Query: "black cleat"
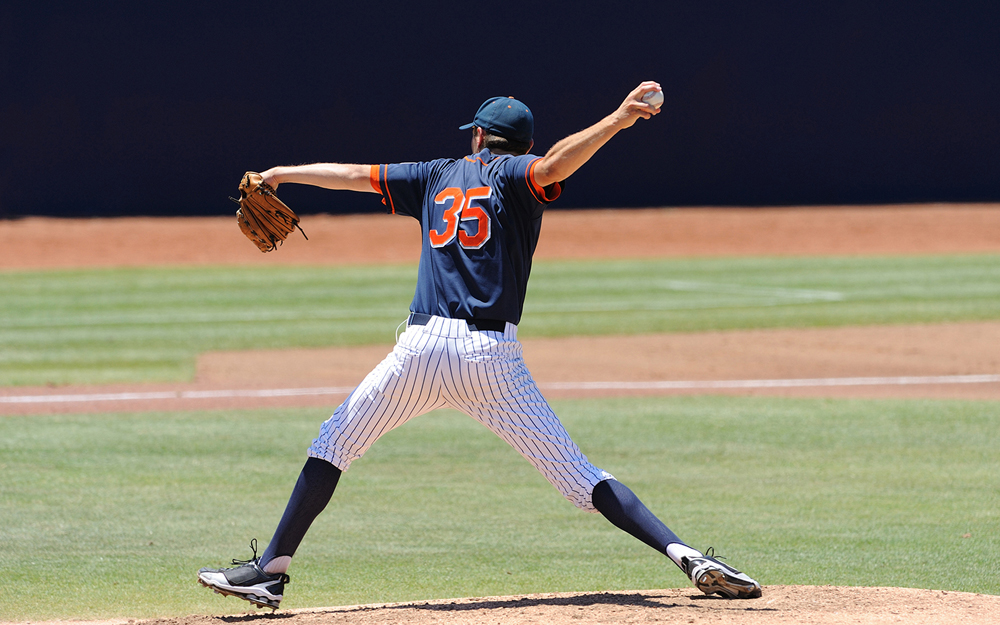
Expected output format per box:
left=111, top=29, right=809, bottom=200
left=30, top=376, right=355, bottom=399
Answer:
left=198, top=539, right=289, bottom=610
left=683, top=548, right=762, bottom=599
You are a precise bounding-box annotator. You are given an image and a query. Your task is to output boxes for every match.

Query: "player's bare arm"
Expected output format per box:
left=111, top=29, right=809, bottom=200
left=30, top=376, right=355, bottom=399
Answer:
left=260, top=163, right=378, bottom=193
left=532, top=81, right=662, bottom=188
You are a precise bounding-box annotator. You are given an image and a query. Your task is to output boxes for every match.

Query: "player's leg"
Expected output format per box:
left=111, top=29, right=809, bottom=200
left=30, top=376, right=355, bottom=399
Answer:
left=252, top=377, right=443, bottom=578
left=198, top=459, right=343, bottom=609
left=449, top=328, right=760, bottom=598
left=446, top=341, right=610, bottom=508
left=268, top=328, right=448, bottom=564
left=591, top=479, right=761, bottom=598
left=591, top=478, right=683, bottom=554
left=257, top=457, right=341, bottom=574
left=446, top=330, right=614, bottom=508
left=307, top=325, right=449, bottom=469
left=461, top=391, right=761, bottom=598
left=199, top=324, right=448, bottom=607
left=196, top=460, right=340, bottom=610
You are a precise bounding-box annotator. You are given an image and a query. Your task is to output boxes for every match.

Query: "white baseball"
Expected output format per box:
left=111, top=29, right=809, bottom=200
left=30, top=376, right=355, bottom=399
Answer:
left=642, top=89, right=664, bottom=109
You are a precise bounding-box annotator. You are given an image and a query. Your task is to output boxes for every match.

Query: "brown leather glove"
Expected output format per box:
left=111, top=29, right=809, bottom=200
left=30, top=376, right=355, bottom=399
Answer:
left=232, top=171, right=307, bottom=253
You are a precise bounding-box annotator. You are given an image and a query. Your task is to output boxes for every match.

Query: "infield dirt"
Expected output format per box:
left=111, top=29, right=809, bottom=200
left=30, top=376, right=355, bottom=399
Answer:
left=2, top=204, right=999, bottom=623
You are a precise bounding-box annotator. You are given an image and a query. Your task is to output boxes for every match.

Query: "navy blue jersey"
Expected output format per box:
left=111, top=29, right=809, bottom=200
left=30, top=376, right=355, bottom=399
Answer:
left=370, top=148, right=562, bottom=325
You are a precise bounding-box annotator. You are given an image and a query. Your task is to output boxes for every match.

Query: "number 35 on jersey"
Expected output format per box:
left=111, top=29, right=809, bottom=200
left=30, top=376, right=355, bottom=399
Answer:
left=429, top=186, right=492, bottom=250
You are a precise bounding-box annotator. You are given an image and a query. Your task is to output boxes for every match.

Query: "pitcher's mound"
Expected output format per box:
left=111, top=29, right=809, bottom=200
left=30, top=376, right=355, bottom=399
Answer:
left=133, top=585, right=999, bottom=625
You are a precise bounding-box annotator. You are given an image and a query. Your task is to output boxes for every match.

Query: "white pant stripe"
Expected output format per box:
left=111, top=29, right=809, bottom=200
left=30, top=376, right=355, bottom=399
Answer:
left=308, top=315, right=612, bottom=511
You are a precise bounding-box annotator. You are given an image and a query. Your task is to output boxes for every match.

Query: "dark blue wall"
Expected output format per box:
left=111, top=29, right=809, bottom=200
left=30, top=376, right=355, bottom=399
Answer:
left=2, top=1, right=998, bottom=217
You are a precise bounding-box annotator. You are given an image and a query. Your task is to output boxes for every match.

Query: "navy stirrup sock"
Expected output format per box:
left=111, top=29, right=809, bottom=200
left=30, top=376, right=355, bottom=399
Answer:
left=260, top=457, right=341, bottom=568
left=592, top=479, right=682, bottom=553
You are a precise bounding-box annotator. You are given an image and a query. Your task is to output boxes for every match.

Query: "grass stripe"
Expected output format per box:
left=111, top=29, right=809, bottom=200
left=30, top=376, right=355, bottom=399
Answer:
left=2, top=254, right=999, bottom=386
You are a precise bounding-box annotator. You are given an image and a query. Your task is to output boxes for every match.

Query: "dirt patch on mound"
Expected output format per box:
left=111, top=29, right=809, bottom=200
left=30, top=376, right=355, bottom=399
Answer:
left=16, top=586, right=995, bottom=625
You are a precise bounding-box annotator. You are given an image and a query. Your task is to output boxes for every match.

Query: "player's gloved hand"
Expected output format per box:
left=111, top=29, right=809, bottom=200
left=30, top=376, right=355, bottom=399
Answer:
left=232, top=172, right=308, bottom=253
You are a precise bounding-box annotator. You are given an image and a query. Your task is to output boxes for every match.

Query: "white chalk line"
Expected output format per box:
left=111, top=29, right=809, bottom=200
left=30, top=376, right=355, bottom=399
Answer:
left=541, top=374, right=1000, bottom=390
left=0, top=387, right=357, bottom=404
left=2, top=374, right=1000, bottom=405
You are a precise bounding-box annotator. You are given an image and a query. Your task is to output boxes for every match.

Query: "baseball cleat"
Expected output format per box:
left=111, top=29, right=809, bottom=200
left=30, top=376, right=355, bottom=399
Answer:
left=682, top=548, right=762, bottom=599
left=198, top=540, right=289, bottom=610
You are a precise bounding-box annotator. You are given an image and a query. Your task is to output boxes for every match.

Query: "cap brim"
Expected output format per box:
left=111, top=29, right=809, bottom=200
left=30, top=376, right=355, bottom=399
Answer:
left=458, top=122, right=476, bottom=131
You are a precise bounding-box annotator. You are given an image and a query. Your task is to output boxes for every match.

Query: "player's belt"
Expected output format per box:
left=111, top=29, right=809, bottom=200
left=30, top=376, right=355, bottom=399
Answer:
left=407, top=312, right=507, bottom=333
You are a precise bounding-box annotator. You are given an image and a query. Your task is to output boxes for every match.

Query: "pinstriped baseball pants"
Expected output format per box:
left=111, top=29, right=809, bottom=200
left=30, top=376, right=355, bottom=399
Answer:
left=308, top=315, right=614, bottom=511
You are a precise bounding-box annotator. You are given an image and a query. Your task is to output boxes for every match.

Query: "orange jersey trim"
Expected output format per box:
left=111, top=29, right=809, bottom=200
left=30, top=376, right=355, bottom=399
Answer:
left=371, top=164, right=397, bottom=213
left=527, top=158, right=562, bottom=203
left=464, top=155, right=491, bottom=167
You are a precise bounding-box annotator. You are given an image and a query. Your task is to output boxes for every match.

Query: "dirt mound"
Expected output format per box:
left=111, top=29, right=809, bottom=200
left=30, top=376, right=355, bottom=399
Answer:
left=108, top=586, right=1000, bottom=625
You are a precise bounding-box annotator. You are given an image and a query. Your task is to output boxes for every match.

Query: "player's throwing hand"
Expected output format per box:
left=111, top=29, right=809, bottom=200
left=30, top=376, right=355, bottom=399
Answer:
left=612, top=80, right=664, bottom=128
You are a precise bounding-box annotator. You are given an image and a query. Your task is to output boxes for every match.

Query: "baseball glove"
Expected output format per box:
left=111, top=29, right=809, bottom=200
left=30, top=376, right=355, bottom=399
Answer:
left=231, top=171, right=308, bottom=253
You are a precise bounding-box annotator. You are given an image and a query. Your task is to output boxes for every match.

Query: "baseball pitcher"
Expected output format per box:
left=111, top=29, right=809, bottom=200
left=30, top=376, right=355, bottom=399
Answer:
left=198, top=82, right=762, bottom=609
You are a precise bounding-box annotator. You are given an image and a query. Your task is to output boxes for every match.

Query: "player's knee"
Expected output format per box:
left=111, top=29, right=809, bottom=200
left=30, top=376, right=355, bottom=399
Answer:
left=557, top=468, right=616, bottom=513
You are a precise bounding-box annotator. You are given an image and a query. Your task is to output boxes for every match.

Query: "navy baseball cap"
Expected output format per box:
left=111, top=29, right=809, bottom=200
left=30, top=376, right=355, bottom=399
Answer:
left=459, top=96, right=534, bottom=144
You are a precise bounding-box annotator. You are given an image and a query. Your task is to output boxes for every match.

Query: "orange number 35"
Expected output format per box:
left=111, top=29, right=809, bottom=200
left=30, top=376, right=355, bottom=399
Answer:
left=429, top=186, right=492, bottom=249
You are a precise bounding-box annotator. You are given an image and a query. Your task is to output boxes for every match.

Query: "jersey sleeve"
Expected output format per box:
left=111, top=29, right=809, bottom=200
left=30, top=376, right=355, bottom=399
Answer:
left=508, top=155, right=563, bottom=205
left=370, top=160, right=447, bottom=219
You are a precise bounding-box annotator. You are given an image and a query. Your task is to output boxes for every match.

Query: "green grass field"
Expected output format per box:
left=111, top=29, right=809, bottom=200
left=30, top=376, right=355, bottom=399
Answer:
left=1, top=397, right=997, bottom=620
left=2, top=254, right=999, bottom=386
left=2, top=253, right=999, bottom=620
